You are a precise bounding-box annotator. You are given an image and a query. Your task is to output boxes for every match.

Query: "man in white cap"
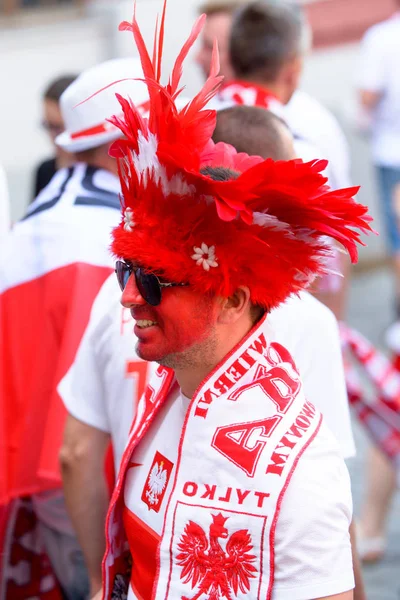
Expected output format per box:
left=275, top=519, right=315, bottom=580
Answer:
left=0, top=57, right=147, bottom=600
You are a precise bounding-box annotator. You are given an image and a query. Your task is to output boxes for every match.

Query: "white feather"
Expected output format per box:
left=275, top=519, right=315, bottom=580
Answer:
left=253, top=211, right=293, bottom=235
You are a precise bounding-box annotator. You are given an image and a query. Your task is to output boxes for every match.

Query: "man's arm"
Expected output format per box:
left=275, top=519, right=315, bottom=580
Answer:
left=350, top=520, right=367, bottom=600
left=60, top=414, right=111, bottom=597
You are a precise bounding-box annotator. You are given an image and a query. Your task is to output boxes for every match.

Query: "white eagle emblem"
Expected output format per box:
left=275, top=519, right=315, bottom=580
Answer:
left=146, top=461, right=168, bottom=505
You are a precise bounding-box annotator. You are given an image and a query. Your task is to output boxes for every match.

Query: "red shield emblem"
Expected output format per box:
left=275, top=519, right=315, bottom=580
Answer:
left=141, top=451, right=174, bottom=512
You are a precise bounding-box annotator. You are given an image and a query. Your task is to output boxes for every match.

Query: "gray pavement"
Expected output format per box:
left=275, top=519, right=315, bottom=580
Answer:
left=347, top=267, right=400, bottom=600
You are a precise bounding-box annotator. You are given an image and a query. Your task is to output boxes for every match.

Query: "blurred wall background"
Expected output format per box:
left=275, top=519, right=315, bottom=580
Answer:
left=0, top=0, right=397, bottom=264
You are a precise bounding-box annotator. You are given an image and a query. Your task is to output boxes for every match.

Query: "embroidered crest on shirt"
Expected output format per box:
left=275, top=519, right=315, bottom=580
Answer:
left=177, top=512, right=258, bottom=599
left=141, top=451, right=174, bottom=512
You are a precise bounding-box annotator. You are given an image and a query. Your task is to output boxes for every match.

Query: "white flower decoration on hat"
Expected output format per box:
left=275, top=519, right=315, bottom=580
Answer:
left=191, top=243, right=219, bottom=271
left=123, top=208, right=135, bottom=232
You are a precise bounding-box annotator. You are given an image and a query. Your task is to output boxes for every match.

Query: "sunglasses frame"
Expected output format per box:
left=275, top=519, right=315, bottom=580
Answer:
left=115, top=260, right=188, bottom=306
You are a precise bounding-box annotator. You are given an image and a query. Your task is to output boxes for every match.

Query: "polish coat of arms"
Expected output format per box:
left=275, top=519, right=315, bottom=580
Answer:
left=141, top=451, right=174, bottom=512
left=177, top=513, right=258, bottom=600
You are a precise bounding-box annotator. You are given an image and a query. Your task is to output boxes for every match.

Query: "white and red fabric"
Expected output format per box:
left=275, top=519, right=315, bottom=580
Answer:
left=216, top=80, right=285, bottom=119
left=102, top=316, right=354, bottom=600
left=0, top=163, right=120, bottom=593
left=0, top=499, right=63, bottom=600
left=0, top=163, right=120, bottom=502
left=340, top=323, right=400, bottom=484
left=59, top=277, right=355, bottom=467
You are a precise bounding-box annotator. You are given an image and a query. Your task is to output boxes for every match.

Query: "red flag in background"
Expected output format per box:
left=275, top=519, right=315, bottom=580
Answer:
left=0, top=165, right=120, bottom=503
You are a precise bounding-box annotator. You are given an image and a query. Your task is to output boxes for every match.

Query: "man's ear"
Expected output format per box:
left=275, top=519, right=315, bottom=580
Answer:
left=217, top=286, right=252, bottom=325
left=281, top=55, right=303, bottom=102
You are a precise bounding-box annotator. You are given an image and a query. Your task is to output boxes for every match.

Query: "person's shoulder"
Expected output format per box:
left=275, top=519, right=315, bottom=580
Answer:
left=280, top=417, right=351, bottom=515
left=268, top=293, right=339, bottom=357
left=269, top=292, right=336, bottom=328
left=363, top=14, right=399, bottom=43
left=289, top=90, right=343, bottom=135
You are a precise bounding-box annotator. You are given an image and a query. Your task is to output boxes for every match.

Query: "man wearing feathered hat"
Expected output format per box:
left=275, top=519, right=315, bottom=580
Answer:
left=97, top=5, right=372, bottom=600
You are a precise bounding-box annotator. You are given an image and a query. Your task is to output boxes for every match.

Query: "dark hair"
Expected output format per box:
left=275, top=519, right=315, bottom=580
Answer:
left=43, top=75, right=78, bottom=103
left=230, top=1, right=305, bottom=82
left=199, top=163, right=267, bottom=320
left=213, top=105, right=293, bottom=160
left=200, top=165, right=240, bottom=181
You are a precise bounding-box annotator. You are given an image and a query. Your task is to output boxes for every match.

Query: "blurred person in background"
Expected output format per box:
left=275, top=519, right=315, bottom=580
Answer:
left=33, top=74, right=78, bottom=199
left=196, top=0, right=352, bottom=322
left=0, top=163, right=10, bottom=236
left=59, top=105, right=358, bottom=600
left=358, top=0, right=400, bottom=321
left=356, top=2, right=400, bottom=565
left=0, top=57, right=147, bottom=600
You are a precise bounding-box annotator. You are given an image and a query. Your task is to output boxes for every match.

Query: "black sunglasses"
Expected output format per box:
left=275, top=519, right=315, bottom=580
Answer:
left=115, top=260, right=188, bottom=306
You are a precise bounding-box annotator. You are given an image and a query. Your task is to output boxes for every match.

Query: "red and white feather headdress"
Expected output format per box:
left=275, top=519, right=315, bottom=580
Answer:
left=110, top=1, right=372, bottom=310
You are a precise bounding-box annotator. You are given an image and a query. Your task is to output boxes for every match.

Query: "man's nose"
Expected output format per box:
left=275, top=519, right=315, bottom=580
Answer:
left=121, top=273, right=146, bottom=308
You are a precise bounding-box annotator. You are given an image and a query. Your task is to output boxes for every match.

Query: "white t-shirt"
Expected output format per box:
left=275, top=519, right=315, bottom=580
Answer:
left=268, top=292, right=355, bottom=458
left=59, top=275, right=355, bottom=472
left=358, top=13, right=400, bottom=167
left=123, top=388, right=354, bottom=600
left=286, top=89, right=352, bottom=189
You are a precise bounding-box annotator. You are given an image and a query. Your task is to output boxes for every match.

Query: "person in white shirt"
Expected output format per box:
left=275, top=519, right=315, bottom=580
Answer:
left=60, top=106, right=356, bottom=600
left=358, top=3, right=400, bottom=312
left=357, top=3, right=400, bottom=563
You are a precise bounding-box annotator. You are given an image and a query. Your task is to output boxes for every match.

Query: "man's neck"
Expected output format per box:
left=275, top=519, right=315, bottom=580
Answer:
left=175, top=363, right=217, bottom=400
left=173, top=318, right=258, bottom=399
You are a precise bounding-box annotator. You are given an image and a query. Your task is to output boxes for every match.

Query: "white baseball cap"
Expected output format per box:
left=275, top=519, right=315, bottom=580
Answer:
left=56, top=57, right=148, bottom=153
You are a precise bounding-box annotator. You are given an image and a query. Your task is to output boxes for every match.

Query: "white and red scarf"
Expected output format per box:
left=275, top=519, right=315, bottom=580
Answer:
left=102, top=316, right=322, bottom=600
left=341, top=324, right=400, bottom=484
left=217, top=80, right=285, bottom=120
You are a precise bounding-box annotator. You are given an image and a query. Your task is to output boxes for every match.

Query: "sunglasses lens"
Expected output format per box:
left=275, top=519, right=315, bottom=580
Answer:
left=115, top=261, right=131, bottom=291
left=135, top=269, right=162, bottom=306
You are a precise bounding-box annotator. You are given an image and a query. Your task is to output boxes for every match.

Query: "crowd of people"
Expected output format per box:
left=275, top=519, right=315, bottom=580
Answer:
left=1, top=1, right=399, bottom=599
